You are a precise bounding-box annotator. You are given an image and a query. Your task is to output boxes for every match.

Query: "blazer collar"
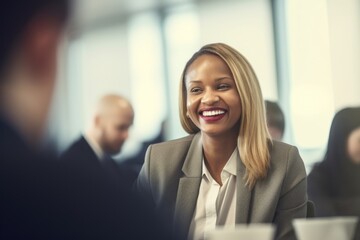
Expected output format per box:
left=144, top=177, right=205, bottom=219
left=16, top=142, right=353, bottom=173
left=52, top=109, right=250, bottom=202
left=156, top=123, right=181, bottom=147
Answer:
left=181, top=132, right=203, bottom=177
left=174, top=132, right=203, bottom=239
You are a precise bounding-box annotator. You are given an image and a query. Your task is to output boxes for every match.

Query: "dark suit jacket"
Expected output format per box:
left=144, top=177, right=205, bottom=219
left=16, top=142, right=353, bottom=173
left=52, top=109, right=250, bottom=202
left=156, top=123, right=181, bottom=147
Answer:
left=136, top=133, right=307, bottom=240
left=60, top=136, right=99, bottom=168
left=0, top=121, right=169, bottom=239
left=60, top=136, right=135, bottom=187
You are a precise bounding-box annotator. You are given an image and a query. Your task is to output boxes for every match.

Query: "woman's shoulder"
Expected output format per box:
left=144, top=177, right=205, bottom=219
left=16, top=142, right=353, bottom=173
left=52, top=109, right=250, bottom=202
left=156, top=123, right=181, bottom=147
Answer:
left=151, top=134, right=195, bottom=149
left=142, top=134, right=199, bottom=180
left=270, top=140, right=300, bottom=160
left=269, top=140, right=306, bottom=179
left=146, top=134, right=198, bottom=162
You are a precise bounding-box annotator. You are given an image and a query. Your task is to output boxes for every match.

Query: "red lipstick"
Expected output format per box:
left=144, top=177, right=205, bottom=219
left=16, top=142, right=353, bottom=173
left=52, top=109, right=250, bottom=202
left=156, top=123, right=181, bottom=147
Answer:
left=199, top=108, right=227, bottom=122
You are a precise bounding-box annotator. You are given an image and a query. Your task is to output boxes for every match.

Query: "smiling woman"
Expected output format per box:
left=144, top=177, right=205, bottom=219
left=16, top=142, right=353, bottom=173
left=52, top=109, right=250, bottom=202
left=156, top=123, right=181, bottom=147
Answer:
left=135, top=43, right=307, bottom=240
left=179, top=43, right=270, bottom=188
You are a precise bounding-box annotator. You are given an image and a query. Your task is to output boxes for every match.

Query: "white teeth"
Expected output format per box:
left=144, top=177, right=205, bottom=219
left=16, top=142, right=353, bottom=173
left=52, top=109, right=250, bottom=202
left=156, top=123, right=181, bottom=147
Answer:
left=202, top=110, right=225, bottom=116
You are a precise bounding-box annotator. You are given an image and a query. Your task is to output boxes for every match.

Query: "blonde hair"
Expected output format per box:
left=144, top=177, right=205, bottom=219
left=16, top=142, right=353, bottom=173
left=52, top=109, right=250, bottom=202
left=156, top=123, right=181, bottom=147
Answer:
left=179, top=43, right=271, bottom=188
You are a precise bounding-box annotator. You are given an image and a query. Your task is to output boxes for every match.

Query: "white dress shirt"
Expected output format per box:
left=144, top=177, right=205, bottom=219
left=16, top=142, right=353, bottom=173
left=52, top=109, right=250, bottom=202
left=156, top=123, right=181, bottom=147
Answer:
left=188, top=149, right=238, bottom=240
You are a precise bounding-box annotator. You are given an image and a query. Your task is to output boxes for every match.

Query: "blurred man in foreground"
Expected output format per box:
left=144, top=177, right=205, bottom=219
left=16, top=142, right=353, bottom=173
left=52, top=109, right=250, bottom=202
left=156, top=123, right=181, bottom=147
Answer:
left=0, top=1, right=168, bottom=239
left=0, top=1, right=71, bottom=238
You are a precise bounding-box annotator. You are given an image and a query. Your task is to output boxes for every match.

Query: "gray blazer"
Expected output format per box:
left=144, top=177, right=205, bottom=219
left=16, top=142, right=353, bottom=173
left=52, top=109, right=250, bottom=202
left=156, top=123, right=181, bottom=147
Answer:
left=135, top=133, right=307, bottom=240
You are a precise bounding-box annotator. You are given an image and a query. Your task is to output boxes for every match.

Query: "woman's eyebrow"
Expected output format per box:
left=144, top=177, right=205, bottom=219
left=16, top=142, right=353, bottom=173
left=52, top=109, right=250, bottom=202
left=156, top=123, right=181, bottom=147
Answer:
left=187, top=80, right=202, bottom=83
left=214, top=76, right=233, bottom=82
left=186, top=76, right=233, bottom=86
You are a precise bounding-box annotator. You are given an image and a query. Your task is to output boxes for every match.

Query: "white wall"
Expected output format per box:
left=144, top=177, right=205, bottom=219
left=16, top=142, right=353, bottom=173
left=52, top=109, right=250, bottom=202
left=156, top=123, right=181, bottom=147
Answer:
left=327, top=0, right=360, bottom=111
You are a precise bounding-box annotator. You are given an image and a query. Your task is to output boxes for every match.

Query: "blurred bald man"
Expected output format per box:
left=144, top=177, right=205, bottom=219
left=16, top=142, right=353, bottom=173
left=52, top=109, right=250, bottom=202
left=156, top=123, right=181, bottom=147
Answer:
left=60, top=94, right=134, bottom=184
left=87, top=94, right=134, bottom=157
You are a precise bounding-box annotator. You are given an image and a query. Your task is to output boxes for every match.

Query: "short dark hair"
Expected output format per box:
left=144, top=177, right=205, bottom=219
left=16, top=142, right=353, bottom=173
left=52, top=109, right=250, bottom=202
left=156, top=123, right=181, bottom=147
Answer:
left=265, top=100, right=285, bottom=135
left=0, top=0, right=69, bottom=76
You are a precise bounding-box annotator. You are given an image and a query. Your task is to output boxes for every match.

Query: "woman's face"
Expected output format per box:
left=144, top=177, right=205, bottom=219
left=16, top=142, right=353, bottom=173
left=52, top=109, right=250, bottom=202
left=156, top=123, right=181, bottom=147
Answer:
left=185, top=54, right=241, bottom=138
left=347, top=127, right=360, bottom=164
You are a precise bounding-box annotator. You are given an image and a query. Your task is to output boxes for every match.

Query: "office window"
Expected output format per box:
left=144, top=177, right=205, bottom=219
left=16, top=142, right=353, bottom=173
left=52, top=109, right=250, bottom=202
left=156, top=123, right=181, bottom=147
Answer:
left=284, top=0, right=335, bottom=169
left=126, top=13, right=167, bottom=157
left=164, top=4, right=200, bottom=139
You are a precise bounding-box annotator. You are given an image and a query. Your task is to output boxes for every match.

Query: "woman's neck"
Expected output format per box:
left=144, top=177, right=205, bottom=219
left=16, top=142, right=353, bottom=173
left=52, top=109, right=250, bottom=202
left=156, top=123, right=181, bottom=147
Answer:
left=201, top=133, right=238, bottom=185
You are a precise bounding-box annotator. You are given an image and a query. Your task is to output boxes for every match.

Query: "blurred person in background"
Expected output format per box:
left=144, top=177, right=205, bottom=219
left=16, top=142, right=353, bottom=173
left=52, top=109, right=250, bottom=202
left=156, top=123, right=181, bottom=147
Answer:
left=265, top=100, right=285, bottom=141
left=308, top=107, right=360, bottom=239
left=0, top=1, right=168, bottom=239
left=60, top=94, right=135, bottom=185
left=136, top=43, right=307, bottom=240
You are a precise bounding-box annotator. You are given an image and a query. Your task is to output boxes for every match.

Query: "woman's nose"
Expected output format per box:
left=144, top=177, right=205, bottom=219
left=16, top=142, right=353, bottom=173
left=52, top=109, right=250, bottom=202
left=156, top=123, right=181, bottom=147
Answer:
left=201, top=90, right=220, bottom=105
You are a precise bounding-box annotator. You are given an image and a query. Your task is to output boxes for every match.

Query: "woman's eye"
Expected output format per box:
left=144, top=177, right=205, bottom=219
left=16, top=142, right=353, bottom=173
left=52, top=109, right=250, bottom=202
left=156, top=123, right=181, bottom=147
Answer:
left=218, top=84, right=230, bottom=90
left=190, top=87, right=202, bottom=93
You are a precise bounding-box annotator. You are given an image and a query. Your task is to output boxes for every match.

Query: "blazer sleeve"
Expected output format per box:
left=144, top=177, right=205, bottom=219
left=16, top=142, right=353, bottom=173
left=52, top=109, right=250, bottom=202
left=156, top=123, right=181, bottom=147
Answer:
left=274, top=146, right=307, bottom=240
left=134, top=145, right=155, bottom=207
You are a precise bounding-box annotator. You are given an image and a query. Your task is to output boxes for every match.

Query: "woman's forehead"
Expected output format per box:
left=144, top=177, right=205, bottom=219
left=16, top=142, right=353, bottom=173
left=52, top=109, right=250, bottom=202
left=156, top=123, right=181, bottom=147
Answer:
left=185, top=54, right=232, bottom=81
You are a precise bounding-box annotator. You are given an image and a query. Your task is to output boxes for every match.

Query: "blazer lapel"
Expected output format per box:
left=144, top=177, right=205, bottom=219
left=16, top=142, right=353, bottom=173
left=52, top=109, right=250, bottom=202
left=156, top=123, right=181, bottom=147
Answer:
left=173, top=133, right=203, bottom=239
left=235, top=149, right=253, bottom=224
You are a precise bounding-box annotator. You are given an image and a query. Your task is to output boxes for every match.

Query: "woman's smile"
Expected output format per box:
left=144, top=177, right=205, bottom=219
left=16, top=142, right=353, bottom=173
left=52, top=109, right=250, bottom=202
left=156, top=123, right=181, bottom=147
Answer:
left=199, top=107, right=227, bottom=122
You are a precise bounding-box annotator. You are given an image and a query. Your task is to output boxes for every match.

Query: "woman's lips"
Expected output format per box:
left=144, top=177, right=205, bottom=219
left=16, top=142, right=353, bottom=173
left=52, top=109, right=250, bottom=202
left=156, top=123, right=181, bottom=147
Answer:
left=199, top=109, right=227, bottom=122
